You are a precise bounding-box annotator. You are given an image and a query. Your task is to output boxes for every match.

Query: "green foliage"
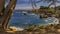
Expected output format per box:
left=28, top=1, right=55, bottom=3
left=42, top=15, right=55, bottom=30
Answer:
left=39, top=6, right=50, bottom=10
left=26, top=26, right=35, bottom=31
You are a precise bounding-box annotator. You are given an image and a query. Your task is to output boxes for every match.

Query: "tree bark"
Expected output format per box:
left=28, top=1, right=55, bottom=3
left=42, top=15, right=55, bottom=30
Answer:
left=0, top=0, right=17, bottom=31
left=0, top=0, right=5, bottom=15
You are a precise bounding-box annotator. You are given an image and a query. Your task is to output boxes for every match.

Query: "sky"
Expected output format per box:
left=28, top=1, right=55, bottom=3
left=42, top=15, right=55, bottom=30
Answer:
left=6, top=0, right=60, bottom=10
left=15, top=0, right=50, bottom=10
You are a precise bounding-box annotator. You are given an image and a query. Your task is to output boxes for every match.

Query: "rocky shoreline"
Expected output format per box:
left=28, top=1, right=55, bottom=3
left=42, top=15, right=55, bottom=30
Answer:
left=0, top=24, right=60, bottom=34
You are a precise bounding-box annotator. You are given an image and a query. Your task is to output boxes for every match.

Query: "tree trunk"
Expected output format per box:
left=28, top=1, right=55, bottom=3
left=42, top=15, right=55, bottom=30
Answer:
left=0, top=0, right=5, bottom=15
left=0, top=0, right=17, bottom=31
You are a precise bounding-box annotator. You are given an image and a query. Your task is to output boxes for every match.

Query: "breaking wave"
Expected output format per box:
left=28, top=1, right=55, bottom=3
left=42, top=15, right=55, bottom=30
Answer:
left=44, top=17, right=59, bottom=25
left=10, top=26, right=24, bottom=31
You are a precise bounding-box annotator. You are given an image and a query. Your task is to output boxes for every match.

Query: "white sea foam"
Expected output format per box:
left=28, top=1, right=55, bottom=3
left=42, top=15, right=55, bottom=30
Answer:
left=49, top=17, right=59, bottom=24
left=28, top=13, right=36, bottom=15
left=10, top=26, right=24, bottom=31
left=45, top=20, right=48, bottom=22
left=22, top=11, right=27, bottom=13
left=45, top=17, right=59, bottom=25
left=53, top=18, right=59, bottom=24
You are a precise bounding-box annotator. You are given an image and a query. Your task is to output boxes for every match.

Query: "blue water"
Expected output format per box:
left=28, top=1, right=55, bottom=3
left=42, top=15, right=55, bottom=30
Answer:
left=9, top=10, right=57, bottom=28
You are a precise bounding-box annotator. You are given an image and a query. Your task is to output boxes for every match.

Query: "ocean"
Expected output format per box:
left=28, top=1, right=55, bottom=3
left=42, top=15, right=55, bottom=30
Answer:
left=9, top=10, right=59, bottom=28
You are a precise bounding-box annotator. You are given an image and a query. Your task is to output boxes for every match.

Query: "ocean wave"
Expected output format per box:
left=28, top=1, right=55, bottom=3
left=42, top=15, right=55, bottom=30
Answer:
left=44, top=17, right=59, bottom=25
left=28, top=13, right=36, bottom=15
left=10, top=26, right=24, bottom=31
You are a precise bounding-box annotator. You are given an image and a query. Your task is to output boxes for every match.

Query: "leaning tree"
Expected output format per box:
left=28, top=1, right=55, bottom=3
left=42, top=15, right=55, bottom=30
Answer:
left=0, top=0, right=17, bottom=31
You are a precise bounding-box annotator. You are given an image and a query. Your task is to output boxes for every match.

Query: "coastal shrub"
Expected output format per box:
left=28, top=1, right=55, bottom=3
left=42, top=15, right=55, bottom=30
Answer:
left=39, top=26, right=47, bottom=29
left=26, top=26, right=35, bottom=31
